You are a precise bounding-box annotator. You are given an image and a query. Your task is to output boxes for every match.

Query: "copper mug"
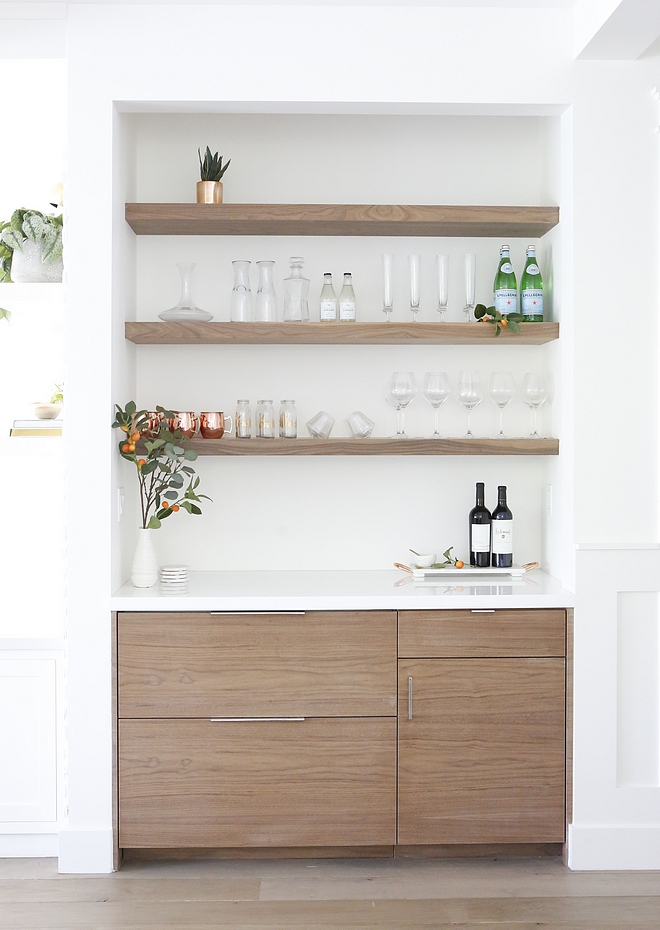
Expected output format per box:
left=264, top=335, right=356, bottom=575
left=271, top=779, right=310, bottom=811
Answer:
left=142, top=411, right=164, bottom=439
left=199, top=411, right=233, bottom=439
left=167, top=412, right=199, bottom=438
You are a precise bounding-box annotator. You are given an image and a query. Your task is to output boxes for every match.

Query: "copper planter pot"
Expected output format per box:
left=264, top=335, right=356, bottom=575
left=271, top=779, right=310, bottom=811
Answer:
left=196, top=181, right=223, bottom=204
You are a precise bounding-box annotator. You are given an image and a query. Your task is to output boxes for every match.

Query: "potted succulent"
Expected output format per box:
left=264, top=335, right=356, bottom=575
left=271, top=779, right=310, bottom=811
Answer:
left=0, top=208, right=63, bottom=285
left=196, top=146, right=231, bottom=204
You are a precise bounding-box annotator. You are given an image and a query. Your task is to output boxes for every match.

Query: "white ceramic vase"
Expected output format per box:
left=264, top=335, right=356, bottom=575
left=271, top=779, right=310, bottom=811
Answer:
left=131, top=528, right=158, bottom=588
left=11, top=239, right=63, bottom=283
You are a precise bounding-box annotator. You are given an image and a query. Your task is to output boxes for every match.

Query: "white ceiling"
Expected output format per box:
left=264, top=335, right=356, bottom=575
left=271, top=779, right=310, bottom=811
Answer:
left=7, top=0, right=578, bottom=7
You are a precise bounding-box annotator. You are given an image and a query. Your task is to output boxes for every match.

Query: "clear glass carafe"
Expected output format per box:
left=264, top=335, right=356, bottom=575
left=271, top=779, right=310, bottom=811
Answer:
left=255, top=260, right=278, bottom=322
left=283, top=256, right=309, bottom=322
left=230, top=260, right=253, bottom=322
left=159, top=262, right=213, bottom=322
left=235, top=399, right=252, bottom=438
left=279, top=400, right=297, bottom=438
left=256, top=400, right=276, bottom=438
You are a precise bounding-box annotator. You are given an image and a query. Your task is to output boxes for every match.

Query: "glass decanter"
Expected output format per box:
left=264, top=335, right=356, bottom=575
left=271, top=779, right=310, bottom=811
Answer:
left=159, top=262, right=213, bottom=322
left=254, top=260, right=278, bottom=322
left=230, top=260, right=253, bottom=322
left=283, top=256, right=309, bottom=322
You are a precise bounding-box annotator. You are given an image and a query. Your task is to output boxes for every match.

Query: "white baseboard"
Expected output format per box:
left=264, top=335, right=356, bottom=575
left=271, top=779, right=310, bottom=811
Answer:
left=0, top=833, right=58, bottom=857
left=57, top=828, right=114, bottom=873
left=569, top=824, right=660, bottom=869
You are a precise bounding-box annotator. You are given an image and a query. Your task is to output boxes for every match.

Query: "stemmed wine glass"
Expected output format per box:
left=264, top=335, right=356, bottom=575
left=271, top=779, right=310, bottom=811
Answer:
left=409, top=255, right=421, bottom=322
left=436, top=255, right=448, bottom=321
left=382, top=254, right=394, bottom=322
left=521, top=372, right=549, bottom=438
left=463, top=253, right=476, bottom=322
left=489, top=372, right=516, bottom=439
left=423, top=372, right=450, bottom=438
left=456, top=370, right=483, bottom=438
left=386, top=371, right=418, bottom=439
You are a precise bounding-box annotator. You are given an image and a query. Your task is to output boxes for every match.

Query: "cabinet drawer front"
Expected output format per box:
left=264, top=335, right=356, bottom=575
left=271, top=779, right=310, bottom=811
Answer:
left=119, top=717, right=396, bottom=848
left=118, top=611, right=396, bottom=718
left=398, top=609, right=565, bottom=657
left=398, top=658, right=565, bottom=844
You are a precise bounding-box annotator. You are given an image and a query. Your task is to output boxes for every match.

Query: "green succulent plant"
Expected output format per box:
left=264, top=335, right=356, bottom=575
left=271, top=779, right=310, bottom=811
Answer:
left=198, top=146, right=231, bottom=182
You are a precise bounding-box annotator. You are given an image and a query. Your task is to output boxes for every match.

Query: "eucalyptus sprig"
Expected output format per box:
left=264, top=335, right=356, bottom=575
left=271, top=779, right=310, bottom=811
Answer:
left=198, top=146, right=231, bottom=182
left=433, top=547, right=465, bottom=569
left=474, top=303, right=523, bottom=336
left=112, top=402, right=211, bottom=530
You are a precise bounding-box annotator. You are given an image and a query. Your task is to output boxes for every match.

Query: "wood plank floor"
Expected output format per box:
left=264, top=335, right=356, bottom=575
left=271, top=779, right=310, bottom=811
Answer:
left=2, top=855, right=660, bottom=929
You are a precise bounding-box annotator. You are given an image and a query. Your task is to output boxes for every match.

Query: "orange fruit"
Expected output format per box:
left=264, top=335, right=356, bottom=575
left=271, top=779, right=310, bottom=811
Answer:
left=501, top=319, right=508, bottom=327
left=121, top=425, right=129, bottom=433
left=171, top=504, right=180, bottom=512
left=455, top=560, right=464, bottom=569
left=130, top=432, right=140, bottom=442
left=127, top=443, right=135, bottom=452
left=137, top=458, right=146, bottom=469
left=161, top=501, right=169, bottom=509
left=122, top=443, right=131, bottom=453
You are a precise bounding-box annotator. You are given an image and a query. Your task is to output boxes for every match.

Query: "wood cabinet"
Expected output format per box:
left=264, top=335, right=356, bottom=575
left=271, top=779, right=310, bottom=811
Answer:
left=397, top=609, right=566, bottom=846
left=117, top=610, right=397, bottom=849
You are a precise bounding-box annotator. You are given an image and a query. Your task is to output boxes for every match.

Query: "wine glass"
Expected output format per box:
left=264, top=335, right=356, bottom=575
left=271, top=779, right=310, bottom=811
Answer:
left=409, top=255, right=421, bottom=322
left=489, top=372, right=516, bottom=439
left=386, top=371, right=418, bottom=439
left=463, top=253, right=476, bottom=322
left=382, top=254, right=394, bottom=322
left=521, top=372, right=549, bottom=438
left=436, top=254, right=448, bottom=321
left=456, top=370, right=483, bottom=438
left=422, top=372, right=450, bottom=438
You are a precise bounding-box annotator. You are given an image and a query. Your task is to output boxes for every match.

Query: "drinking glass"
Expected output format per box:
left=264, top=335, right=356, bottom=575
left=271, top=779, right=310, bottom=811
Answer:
left=409, top=255, right=421, bottom=322
left=345, top=411, right=375, bottom=439
left=422, top=371, right=450, bottom=438
left=254, top=260, right=278, bottom=322
left=489, top=372, right=516, bottom=439
left=456, top=370, right=483, bottom=438
left=463, top=253, right=476, bottom=322
left=436, top=254, right=449, bottom=321
left=230, top=260, right=253, bottom=322
left=306, top=411, right=335, bottom=439
left=382, top=254, right=394, bottom=322
left=521, top=372, right=549, bottom=438
left=386, top=371, right=417, bottom=439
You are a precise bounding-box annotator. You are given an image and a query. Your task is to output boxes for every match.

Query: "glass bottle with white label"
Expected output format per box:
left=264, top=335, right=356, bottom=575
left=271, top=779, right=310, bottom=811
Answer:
left=493, top=245, right=518, bottom=316
left=339, top=273, right=356, bottom=321
left=319, top=273, right=338, bottom=322
left=491, top=485, right=513, bottom=568
left=469, top=482, right=491, bottom=568
left=520, top=245, right=544, bottom=322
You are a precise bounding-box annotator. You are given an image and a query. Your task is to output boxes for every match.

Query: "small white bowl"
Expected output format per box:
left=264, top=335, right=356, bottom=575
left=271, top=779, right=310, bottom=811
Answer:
left=32, top=403, right=63, bottom=420
left=413, top=553, right=436, bottom=568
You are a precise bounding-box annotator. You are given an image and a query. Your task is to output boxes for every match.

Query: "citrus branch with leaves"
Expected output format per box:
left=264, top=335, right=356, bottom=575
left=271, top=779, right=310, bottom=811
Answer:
left=474, top=303, right=523, bottom=336
left=112, top=402, right=211, bottom=529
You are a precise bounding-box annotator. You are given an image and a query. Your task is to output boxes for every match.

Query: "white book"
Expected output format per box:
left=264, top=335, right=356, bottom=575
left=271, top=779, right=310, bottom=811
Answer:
left=12, top=419, right=63, bottom=429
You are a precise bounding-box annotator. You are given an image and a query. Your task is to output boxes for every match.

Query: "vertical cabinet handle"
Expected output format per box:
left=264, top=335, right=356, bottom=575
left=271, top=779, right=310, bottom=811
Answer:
left=408, top=676, right=413, bottom=720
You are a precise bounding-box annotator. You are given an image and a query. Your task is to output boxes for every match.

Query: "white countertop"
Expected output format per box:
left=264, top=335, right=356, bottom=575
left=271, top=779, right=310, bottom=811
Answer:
left=110, top=569, right=573, bottom=611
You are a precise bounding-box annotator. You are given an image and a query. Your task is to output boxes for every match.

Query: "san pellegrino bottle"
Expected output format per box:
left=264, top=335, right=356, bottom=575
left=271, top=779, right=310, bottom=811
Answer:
left=469, top=481, right=491, bottom=568
left=493, top=245, right=518, bottom=316
left=319, top=272, right=338, bottom=322
left=491, top=485, right=513, bottom=568
left=520, top=245, right=544, bottom=322
left=339, top=273, right=356, bottom=321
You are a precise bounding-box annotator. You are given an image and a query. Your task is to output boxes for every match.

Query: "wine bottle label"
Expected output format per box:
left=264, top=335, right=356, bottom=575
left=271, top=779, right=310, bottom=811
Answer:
left=494, top=289, right=518, bottom=314
left=521, top=290, right=544, bottom=316
left=339, top=301, right=356, bottom=321
left=320, top=300, right=337, bottom=321
left=471, top=524, right=490, bottom=553
left=525, top=264, right=540, bottom=275
left=500, top=262, right=514, bottom=274
left=492, top=520, right=513, bottom=555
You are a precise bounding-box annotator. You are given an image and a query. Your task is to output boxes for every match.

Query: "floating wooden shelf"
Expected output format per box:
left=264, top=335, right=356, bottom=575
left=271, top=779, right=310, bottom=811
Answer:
left=125, top=203, right=560, bottom=238
left=150, top=437, right=559, bottom=456
left=125, top=321, right=559, bottom=346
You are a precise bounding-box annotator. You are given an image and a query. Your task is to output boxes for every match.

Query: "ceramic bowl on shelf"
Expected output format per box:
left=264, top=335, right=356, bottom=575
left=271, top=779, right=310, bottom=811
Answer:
left=413, top=552, right=436, bottom=568
left=32, top=403, right=63, bottom=420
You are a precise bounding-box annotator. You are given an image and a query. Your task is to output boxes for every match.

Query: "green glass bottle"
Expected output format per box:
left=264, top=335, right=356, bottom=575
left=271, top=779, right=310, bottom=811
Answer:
left=520, top=245, right=544, bottom=322
left=493, top=245, right=518, bottom=316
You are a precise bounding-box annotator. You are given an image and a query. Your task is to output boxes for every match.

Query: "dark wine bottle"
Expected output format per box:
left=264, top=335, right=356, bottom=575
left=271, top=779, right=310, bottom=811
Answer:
left=469, top=482, right=491, bottom=567
left=491, top=485, right=513, bottom=568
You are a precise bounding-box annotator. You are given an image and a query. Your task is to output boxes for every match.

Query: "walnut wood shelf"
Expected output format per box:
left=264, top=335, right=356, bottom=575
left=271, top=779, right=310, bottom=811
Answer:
left=125, top=321, right=559, bottom=346
left=157, top=437, right=559, bottom=456
left=125, top=203, right=559, bottom=238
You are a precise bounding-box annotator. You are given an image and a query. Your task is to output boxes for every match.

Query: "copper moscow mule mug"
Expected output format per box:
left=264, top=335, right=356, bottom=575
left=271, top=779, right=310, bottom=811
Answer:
left=167, top=412, right=199, bottom=438
left=199, top=411, right=233, bottom=439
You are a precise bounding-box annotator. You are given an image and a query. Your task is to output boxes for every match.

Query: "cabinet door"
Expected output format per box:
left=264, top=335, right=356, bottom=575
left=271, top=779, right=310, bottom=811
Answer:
left=118, top=611, right=396, bottom=718
left=119, top=717, right=396, bottom=848
left=398, top=658, right=565, bottom=845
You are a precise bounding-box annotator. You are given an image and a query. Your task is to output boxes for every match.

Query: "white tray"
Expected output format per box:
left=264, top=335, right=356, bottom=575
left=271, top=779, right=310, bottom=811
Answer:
left=410, top=563, right=526, bottom=579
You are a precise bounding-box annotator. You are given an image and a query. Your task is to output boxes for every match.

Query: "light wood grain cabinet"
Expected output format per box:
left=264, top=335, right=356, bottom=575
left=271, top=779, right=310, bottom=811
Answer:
left=397, top=609, right=567, bottom=846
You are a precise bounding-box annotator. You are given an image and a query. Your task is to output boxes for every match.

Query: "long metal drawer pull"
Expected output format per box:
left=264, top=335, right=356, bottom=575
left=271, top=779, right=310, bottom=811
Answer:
left=471, top=609, right=495, bottom=613
left=210, top=717, right=305, bottom=722
left=210, top=611, right=306, bottom=616
left=408, top=677, right=413, bottom=720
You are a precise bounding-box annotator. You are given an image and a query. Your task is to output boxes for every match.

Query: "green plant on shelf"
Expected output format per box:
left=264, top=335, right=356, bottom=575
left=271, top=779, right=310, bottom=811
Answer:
left=474, top=303, right=523, bottom=336
left=49, top=383, right=64, bottom=405
left=0, top=208, right=64, bottom=321
left=198, top=146, right=231, bottom=182
left=112, top=402, right=211, bottom=530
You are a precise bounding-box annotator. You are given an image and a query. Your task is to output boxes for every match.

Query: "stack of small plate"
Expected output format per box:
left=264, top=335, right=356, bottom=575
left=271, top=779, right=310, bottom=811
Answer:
left=159, top=565, right=189, bottom=594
